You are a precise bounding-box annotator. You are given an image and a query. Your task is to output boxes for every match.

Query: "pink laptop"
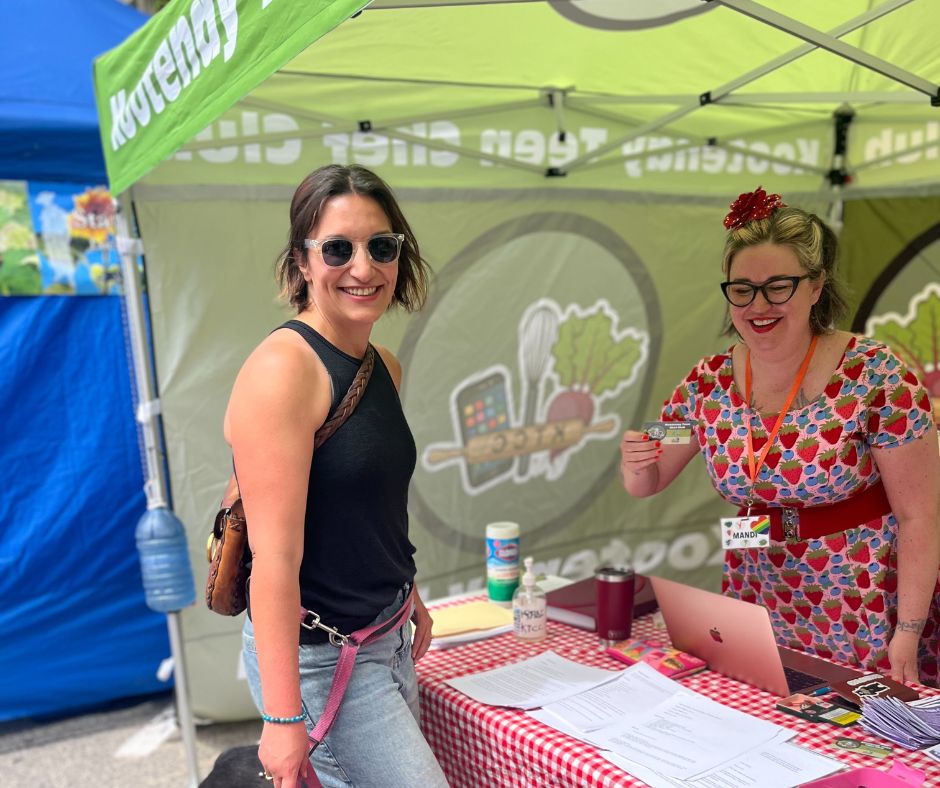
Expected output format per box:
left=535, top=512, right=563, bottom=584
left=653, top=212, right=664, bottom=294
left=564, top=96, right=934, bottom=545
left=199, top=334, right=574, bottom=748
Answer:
left=649, top=575, right=862, bottom=696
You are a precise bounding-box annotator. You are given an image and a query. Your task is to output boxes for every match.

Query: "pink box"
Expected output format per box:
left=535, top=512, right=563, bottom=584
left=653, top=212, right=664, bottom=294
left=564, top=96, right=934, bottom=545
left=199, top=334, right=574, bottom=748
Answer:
left=800, top=760, right=925, bottom=787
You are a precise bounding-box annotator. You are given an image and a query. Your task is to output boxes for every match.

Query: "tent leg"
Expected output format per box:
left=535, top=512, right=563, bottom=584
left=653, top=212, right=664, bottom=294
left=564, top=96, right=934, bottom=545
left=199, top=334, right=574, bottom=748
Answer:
left=168, top=611, right=201, bottom=787
left=116, top=196, right=200, bottom=786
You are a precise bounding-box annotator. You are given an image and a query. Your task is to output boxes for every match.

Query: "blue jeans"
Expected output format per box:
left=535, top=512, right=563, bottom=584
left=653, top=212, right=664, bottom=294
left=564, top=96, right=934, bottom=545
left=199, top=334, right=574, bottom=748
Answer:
left=242, top=586, right=448, bottom=787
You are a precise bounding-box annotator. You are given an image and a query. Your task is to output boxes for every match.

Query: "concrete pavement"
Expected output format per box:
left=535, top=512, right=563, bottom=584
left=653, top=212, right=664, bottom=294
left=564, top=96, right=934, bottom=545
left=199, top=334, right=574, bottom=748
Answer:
left=0, top=693, right=261, bottom=787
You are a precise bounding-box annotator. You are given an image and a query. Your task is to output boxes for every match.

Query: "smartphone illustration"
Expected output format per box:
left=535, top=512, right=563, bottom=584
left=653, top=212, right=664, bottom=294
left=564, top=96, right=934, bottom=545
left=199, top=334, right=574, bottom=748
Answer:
left=455, top=370, right=514, bottom=488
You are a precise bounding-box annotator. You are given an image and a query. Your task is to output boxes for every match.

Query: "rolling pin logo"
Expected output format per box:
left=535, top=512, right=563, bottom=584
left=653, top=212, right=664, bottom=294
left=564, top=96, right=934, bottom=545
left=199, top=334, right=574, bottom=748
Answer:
left=422, top=298, right=648, bottom=495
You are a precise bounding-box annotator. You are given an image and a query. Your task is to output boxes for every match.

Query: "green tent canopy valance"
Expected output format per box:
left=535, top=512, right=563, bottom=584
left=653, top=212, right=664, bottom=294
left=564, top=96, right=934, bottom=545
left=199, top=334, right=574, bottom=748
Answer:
left=94, top=0, right=940, bottom=198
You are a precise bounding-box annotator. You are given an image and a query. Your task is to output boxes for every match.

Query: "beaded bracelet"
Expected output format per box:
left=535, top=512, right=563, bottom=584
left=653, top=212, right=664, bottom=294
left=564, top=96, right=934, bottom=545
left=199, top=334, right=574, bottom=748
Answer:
left=261, top=711, right=306, bottom=724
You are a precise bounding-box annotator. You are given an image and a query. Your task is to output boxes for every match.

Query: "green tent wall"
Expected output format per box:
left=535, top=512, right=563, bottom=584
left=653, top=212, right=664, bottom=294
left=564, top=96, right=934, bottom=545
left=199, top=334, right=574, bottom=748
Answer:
left=94, top=0, right=940, bottom=719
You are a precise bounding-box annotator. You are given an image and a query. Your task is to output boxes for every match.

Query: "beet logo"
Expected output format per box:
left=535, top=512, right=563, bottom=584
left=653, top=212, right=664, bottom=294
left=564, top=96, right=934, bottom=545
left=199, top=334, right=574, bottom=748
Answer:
left=423, top=298, right=648, bottom=495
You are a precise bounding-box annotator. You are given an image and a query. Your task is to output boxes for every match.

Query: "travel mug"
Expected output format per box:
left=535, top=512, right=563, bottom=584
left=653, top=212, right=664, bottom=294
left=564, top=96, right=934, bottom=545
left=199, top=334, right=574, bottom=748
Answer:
left=594, top=565, right=636, bottom=646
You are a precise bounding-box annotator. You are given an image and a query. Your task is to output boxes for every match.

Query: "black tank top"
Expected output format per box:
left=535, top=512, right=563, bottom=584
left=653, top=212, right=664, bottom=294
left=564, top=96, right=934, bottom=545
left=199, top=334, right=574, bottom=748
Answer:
left=280, top=320, right=417, bottom=644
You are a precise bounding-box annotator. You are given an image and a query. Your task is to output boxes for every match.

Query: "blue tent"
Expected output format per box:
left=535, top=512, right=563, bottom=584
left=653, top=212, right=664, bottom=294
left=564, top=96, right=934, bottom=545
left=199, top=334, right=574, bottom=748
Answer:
left=0, top=0, right=171, bottom=721
left=0, top=0, right=146, bottom=183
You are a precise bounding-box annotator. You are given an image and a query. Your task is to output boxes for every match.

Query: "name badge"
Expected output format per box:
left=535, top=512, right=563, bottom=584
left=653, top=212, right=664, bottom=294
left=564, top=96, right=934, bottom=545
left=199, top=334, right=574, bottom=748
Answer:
left=721, top=515, right=771, bottom=549
left=643, top=420, right=693, bottom=444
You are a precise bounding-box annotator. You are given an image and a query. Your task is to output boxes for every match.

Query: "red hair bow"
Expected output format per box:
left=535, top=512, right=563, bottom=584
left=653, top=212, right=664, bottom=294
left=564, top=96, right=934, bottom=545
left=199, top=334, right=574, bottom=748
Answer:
left=723, top=187, right=786, bottom=230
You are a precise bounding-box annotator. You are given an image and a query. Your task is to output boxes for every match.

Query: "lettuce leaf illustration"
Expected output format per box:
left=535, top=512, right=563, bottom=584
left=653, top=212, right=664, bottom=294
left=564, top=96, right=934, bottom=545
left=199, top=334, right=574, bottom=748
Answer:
left=551, top=307, right=644, bottom=396
left=0, top=257, right=40, bottom=295
left=870, top=289, right=940, bottom=393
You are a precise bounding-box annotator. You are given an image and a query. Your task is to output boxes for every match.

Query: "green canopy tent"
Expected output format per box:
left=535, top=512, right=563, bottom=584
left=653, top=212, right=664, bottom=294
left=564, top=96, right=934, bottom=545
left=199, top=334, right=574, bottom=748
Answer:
left=94, top=0, right=940, bottom=720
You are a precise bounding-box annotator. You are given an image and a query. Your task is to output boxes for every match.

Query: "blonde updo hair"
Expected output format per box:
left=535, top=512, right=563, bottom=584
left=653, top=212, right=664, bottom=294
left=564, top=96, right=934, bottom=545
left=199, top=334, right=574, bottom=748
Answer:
left=722, top=206, right=848, bottom=335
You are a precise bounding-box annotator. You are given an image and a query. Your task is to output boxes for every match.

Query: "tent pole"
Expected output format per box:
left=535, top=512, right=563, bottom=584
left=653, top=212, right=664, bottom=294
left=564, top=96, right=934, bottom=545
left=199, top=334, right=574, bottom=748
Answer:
left=563, top=0, right=917, bottom=173
left=167, top=611, right=201, bottom=788
left=717, top=0, right=939, bottom=101
left=116, top=200, right=167, bottom=511
left=116, top=195, right=201, bottom=788
left=825, top=106, right=855, bottom=232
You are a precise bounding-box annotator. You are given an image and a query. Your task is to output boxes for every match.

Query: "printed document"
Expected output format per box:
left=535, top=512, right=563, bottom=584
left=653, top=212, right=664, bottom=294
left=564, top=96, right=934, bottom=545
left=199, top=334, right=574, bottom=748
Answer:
left=591, top=691, right=790, bottom=779
left=540, top=662, right=695, bottom=732
left=445, top=650, right=619, bottom=709
left=602, top=731, right=842, bottom=788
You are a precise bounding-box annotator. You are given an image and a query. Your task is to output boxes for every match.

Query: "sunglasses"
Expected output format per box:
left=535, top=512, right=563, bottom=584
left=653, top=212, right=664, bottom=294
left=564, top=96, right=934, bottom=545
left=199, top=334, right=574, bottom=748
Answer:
left=720, top=274, right=810, bottom=307
left=303, top=233, right=404, bottom=267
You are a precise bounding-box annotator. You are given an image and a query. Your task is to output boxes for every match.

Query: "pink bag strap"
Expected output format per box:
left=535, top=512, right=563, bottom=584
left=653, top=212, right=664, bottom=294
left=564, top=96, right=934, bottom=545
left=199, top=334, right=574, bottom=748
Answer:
left=296, top=585, right=416, bottom=773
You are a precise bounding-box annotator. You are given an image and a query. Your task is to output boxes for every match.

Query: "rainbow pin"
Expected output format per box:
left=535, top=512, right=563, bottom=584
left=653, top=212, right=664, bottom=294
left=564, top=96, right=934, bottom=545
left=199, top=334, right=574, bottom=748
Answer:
left=751, top=516, right=771, bottom=535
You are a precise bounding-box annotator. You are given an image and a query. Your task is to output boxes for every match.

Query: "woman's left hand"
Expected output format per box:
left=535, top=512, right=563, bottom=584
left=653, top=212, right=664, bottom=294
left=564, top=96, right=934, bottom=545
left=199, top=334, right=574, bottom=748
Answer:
left=887, top=629, right=920, bottom=685
left=411, top=590, right=433, bottom=662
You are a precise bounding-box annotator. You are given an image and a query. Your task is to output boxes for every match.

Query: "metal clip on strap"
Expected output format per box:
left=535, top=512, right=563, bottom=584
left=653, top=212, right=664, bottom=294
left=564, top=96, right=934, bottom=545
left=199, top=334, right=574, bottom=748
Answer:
left=300, top=611, right=349, bottom=647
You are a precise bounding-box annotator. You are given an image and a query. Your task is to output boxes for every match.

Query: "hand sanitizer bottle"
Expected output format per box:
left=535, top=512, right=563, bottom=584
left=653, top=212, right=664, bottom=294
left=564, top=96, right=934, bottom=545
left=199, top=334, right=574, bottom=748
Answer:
left=512, top=557, right=546, bottom=641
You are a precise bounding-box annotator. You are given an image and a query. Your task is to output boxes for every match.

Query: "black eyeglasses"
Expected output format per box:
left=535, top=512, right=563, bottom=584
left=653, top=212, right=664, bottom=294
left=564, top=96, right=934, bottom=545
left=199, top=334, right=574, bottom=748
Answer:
left=303, top=233, right=404, bottom=267
left=720, top=275, right=810, bottom=307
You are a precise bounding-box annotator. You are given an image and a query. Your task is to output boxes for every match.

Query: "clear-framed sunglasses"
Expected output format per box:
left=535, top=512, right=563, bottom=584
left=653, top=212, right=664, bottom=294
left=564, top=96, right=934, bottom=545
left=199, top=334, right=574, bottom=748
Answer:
left=720, top=274, right=810, bottom=307
left=303, top=233, right=404, bottom=267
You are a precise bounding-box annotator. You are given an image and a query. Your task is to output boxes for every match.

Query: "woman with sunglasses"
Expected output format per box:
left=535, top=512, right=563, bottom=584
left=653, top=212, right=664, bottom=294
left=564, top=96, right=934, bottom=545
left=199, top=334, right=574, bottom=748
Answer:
left=621, top=187, right=940, bottom=688
left=225, top=164, right=448, bottom=787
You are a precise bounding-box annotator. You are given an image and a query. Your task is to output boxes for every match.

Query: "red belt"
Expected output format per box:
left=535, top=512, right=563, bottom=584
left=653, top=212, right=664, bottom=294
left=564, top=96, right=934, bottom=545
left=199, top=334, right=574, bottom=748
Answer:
left=737, top=480, right=892, bottom=542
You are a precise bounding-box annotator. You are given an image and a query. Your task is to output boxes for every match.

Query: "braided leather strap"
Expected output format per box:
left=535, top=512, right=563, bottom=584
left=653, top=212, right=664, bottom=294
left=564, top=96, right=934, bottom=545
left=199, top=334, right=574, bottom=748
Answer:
left=313, top=345, right=375, bottom=450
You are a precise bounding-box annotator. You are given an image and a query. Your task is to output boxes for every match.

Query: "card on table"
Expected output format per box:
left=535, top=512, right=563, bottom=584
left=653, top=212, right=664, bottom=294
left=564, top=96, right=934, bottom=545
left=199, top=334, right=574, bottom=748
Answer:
left=830, top=672, right=920, bottom=708
left=643, top=420, right=693, bottom=444
left=775, top=694, right=860, bottom=727
left=830, top=737, right=892, bottom=758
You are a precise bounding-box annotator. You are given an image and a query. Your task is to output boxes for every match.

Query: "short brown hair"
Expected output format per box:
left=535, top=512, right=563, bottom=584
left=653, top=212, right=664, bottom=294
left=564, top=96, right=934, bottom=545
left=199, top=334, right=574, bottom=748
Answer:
left=275, top=164, right=429, bottom=313
left=721, top=206, right=848, bottom=335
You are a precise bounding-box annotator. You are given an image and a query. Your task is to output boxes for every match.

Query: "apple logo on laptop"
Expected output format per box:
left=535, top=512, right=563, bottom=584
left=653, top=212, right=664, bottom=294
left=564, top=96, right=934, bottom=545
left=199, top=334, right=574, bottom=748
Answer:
left=709, top=627, right=723, bottom=643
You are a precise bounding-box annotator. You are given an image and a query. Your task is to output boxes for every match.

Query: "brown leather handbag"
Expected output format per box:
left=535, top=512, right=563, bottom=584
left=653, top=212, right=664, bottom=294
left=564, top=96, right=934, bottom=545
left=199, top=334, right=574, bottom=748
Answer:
left=206, top=346, right=375, bottom=615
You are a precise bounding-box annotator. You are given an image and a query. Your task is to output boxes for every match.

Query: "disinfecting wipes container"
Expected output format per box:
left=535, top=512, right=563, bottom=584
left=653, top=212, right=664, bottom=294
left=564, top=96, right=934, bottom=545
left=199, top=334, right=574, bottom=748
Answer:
left=485, top=521, right=520, bottom=605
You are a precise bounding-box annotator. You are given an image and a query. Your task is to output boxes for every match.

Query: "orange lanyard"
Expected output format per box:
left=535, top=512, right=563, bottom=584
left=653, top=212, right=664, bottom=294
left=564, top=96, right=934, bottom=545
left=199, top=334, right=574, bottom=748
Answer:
left=744, top=335, right=818, bottom=484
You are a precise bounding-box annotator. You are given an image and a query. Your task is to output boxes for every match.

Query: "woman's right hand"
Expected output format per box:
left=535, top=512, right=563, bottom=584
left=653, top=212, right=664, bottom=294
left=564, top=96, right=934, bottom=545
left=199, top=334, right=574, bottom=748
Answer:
left=619, top=430, right=662, bottom=477
left=258, top=722, right=312, bottom=788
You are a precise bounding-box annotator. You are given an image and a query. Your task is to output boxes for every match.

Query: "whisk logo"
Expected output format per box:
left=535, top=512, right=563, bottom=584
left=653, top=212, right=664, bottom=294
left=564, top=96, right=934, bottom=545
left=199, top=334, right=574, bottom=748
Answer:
left=422, top=298, right=648, bottom=495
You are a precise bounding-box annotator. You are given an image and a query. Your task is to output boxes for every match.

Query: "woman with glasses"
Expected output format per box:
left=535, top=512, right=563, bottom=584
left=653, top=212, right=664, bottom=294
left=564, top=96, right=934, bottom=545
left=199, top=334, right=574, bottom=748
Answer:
left=621, top=187, right=940, bottom=688
left=225, top=164, right=448, bottom=787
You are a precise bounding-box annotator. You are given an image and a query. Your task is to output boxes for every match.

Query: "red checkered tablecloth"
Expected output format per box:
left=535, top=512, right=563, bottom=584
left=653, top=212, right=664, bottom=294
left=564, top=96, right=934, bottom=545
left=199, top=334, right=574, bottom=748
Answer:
left=417, top=598, right=940, bottom=787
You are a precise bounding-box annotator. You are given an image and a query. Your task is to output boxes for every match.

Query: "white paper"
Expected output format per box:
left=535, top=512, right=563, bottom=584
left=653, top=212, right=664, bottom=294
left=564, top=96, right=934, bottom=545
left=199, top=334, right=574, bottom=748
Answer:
left=602, top=732, right=843, bottom=788
left=592, top=691, right=789, bottom=779
left=444, top=650, right=620, bottom=709
left=540, top=662, right=695, bottom=732
left=527, top=708, right=607, bottom=747
left=429, top=624, right=513, bottom=649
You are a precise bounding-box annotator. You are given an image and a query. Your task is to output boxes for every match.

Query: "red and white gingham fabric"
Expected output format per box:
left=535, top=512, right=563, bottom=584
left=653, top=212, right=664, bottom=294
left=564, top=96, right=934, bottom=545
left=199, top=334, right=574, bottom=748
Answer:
left=417, top=596, right=940, bottom=787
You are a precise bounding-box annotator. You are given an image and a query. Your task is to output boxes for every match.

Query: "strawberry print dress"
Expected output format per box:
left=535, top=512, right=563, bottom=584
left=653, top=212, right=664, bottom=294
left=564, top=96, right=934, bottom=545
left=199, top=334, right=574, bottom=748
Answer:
left=662, top=336, right=940, bottom=686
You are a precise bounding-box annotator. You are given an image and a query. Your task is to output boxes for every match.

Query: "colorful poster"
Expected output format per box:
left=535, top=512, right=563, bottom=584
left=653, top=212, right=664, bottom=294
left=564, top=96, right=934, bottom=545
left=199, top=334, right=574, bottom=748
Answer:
left=0, top=182, right=126, bottom=296
left=0, top=181, right=40, bottom=295
left=29, top=183, right=122, bottom=295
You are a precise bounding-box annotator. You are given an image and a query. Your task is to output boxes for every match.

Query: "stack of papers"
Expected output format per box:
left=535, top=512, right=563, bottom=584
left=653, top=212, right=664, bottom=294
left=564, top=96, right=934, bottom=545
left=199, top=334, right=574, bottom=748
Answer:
left=447, top=655, right=842, bottom=788
left=445, top=651, right=619, bottom=708
left=429, top=600, right=514, bottom=649
left=859, top=695, right=940, bottom=750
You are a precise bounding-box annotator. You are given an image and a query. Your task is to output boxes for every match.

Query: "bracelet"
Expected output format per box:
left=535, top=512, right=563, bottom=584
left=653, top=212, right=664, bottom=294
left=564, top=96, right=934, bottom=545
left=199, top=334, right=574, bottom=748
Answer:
left=261, top=711, right=306, bottom=724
